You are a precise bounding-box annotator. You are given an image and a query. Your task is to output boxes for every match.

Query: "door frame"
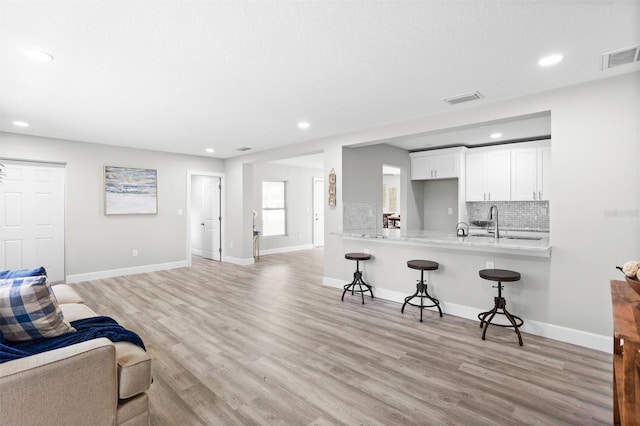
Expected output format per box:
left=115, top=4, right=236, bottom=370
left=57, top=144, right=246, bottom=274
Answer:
left=186, top=170, right=225, bottom=267
left=312, top=177, right=324, bottom=248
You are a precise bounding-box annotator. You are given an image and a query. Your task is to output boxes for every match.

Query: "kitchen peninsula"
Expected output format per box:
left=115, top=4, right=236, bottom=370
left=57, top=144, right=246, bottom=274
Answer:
left=341, top=228, right=551, bottom=258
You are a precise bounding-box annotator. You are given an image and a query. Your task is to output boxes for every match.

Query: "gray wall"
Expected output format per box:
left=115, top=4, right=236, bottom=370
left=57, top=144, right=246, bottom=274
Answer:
left=423, top=179, right=459, bottom=231
left=0, top=132, right=224, bottom=275
left=342, top=143, right=423, bottom=230
left=252, top=162, right=322, bottom=251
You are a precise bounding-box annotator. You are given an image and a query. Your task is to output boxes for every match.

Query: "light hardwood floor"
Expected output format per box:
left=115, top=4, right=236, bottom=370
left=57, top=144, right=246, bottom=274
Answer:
left=72, top=249, right=612, bottom=425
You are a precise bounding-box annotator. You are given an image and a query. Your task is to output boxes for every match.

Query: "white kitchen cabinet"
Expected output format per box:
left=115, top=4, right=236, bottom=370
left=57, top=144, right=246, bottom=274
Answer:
left=410, top=149, right=459, bottom=180
left=511, top=146, right=551, bottom=201
left=466, top=150, right=510, bottom=201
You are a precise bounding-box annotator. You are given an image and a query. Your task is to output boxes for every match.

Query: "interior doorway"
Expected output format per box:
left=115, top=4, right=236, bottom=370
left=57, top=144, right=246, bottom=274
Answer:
left=313, top=177, right=324, bottom=247
left=0, top=160, right=66, bottom=282
left=187, top=171, right=224, bottom=264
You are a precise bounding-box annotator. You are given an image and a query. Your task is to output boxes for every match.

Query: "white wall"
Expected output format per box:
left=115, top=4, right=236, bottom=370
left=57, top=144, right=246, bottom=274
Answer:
left=383, top=173, right=401, bottom=214
left=252, top=162, right=322, bottom=253
left=0, top=132, right=224, bottom=278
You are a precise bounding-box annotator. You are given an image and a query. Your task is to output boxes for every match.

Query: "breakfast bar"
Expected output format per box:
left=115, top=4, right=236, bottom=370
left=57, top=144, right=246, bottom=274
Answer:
left=340, top=228, right=551, bottom=258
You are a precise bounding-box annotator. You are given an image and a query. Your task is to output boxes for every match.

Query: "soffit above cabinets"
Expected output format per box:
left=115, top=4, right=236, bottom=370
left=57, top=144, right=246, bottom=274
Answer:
left=384, top=114, right=551, bottom=152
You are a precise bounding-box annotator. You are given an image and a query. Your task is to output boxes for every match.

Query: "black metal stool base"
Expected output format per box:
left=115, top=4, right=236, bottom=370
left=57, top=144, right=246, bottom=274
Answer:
left=341, top=270, right=374, bottom=304
left=401, top=280, right=442, bottom=322
left=478, top=286, right=524, bottom=346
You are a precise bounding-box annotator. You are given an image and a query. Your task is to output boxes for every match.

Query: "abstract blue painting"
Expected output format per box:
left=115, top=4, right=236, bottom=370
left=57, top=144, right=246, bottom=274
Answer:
left=104, top=166, right=157, bottom=215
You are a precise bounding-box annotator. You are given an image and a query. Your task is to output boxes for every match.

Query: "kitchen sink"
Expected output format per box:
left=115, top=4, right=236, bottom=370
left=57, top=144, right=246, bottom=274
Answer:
left=469, top=234, right=542, bottom=241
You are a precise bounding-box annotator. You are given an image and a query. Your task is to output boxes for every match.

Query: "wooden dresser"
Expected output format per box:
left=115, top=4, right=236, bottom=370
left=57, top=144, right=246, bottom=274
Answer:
left=611, top=279, right=640, bottom=425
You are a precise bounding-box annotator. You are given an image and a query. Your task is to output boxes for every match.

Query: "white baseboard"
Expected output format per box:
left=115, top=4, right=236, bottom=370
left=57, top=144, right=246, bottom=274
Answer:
left=322, top=277, right=611, bottom=353
left=191, top=248, right=204, bottom=257
left=66, top=261, right=188, bottom=283
left=222, top=256, right=255, bottom=266
left=258, top=244, right=314, bottom=256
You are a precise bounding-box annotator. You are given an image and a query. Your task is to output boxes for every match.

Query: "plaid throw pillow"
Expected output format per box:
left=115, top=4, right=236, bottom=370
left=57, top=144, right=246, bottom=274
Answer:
left=0, top=267, right=47, bottom=279
left=0, top=276, right=75, bottom=342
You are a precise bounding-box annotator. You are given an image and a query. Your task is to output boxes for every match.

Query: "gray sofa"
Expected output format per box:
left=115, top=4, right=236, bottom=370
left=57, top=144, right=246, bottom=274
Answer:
left=0, top=284, right=152, bottom=426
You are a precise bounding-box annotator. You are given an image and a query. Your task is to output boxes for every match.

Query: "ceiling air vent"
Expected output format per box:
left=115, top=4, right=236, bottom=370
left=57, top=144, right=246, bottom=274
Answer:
left=236, top=147, right=252, bottom=152
left=602, top=45, right=640, bottom=70
left=443, top=91, right=484, bottom=105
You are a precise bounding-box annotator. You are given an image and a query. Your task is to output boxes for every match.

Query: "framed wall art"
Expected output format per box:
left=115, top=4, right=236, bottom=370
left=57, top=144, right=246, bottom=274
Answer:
left=104, top=166, right=158, bottom=215
left=328, top=168, right=336, bottom=207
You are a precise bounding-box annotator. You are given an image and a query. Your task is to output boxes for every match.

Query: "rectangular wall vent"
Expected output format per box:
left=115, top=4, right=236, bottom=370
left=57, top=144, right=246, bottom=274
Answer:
left=443, top=91, right=484, bottom=105
left=236, top=147, right=252, bottom=152
left=602, top=45, right=640, bottom=70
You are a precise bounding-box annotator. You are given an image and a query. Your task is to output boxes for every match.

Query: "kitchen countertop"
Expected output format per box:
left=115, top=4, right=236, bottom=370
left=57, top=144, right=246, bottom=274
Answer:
left=339, top=228, right=551, bottom=258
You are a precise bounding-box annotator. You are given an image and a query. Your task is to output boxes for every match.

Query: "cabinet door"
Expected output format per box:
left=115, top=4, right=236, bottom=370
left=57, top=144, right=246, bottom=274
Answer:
left=486, top=150, right=510, bottom=201
left=410, top=156, right=432, bottom=180
left=538, top=146, right=551, bottom=200
left=511, top=148, right=537, bottom=200
left=466, top=153, right=487, bottom=201
left=435, top=154, right=457, bottom=179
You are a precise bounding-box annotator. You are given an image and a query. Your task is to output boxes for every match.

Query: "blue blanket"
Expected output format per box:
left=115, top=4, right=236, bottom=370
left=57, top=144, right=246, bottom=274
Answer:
left=0, top=316, right=145, bottom=363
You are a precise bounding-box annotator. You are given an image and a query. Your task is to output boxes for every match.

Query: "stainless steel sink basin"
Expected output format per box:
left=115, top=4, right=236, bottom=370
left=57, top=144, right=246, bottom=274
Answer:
left=502, top=236, right=543, bottom=241
left=469, top=234, right=542, bottom=241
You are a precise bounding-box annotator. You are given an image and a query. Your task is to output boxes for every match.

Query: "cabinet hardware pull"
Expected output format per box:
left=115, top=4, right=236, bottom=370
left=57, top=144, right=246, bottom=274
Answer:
left=539, top=191, right=542, bottom=200
left=533, top=191, right=536, bottom=200
left=488, top=192, right=491, bottom=201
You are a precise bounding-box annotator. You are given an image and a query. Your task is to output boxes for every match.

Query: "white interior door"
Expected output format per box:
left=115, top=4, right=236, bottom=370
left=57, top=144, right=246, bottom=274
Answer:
left=313, top=177, right=324, bottom=247
left=202, top=178, right=221, bottom=260
left=0, top=161, right=65, bottom=282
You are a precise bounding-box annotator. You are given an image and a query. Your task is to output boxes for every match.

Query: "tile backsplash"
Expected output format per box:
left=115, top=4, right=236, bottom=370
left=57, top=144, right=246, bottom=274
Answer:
left=344, top=202, right=377, bottom=231
left=466, top=201, right=549, bottom=231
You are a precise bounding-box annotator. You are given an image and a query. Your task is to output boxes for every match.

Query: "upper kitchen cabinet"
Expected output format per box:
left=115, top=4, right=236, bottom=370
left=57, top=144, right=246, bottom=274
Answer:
left=511, top=142, right=551, bottom=201
left=410, top=147, right=463, bottom=180
left=466, top=149, right=511, bottom=201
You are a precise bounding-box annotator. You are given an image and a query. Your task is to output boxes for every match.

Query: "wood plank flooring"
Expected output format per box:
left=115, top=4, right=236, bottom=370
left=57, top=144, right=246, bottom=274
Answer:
left=71, top=249, right=613, bottom=425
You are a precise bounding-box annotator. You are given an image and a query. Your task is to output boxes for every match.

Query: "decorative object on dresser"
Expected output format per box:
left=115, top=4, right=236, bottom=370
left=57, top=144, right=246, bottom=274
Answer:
left=617, top=261, right=640, bottom=295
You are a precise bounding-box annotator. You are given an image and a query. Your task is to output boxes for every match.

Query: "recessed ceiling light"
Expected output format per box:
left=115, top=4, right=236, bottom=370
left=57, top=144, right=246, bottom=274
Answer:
left=490, top=133, right=502, bottom=138
left=297, top=121, right=310, bottom=129
left=23, top=50, right=54, bottom=62
left=205, top=148, right=215, bottom=154
left=538, top=54, right=563, bottom=67
left=12, top=121, right=29, bottom=127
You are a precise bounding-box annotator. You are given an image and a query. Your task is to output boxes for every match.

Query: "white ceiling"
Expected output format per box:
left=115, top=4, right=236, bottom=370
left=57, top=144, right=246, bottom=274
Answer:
left=1, top=1, right=639, bottom=159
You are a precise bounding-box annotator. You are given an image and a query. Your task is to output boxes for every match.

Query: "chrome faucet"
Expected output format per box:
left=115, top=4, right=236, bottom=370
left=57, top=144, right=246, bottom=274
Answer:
left=488, top=205, right=500, bottom=238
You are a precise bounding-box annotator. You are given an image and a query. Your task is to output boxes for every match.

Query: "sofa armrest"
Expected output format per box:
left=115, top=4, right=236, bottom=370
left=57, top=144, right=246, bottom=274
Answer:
left=0, top=338, right=118, bottom=426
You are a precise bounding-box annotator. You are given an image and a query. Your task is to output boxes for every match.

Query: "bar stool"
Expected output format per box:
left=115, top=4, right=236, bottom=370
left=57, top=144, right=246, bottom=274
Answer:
left=401, top=260, right=442, bottom=322
left=341, top=253, right=374, bottom=304
left=478, top=269, right=524, bottom=346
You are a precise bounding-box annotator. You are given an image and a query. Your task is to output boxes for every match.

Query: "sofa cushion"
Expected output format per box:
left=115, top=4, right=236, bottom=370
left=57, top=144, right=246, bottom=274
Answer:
left=0, top=276, right=75, bottom=342
left=0, top=267, right=47, bottom=279
left=51, top=284, right=84, bottom=304
left=60, top=302, right=99, bottom=322
left=115, top=342, right=152, bottom=399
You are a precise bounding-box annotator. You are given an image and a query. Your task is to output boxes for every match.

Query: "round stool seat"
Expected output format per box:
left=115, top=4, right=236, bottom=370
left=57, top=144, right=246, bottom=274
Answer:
left=345, top=253, right=371, bottom=261
left=479, top=269, right=520, bottom=282
left=407, top=260, right=439, bottom=271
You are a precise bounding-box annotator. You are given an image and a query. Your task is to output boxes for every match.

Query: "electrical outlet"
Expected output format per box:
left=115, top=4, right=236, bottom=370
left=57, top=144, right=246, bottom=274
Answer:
left=230, top=241, right=234, bottom=249
left=485, top=261, right=494, bottom=269
left=364, top=248, right=370, bottom=254
left=447, top=207, right=453, bottom=215
left=133, top=249, right=139, bottom=257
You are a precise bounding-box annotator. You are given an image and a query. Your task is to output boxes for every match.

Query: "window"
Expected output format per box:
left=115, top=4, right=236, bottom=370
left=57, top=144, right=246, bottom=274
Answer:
left=262, top=181, right=286, bottom=236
